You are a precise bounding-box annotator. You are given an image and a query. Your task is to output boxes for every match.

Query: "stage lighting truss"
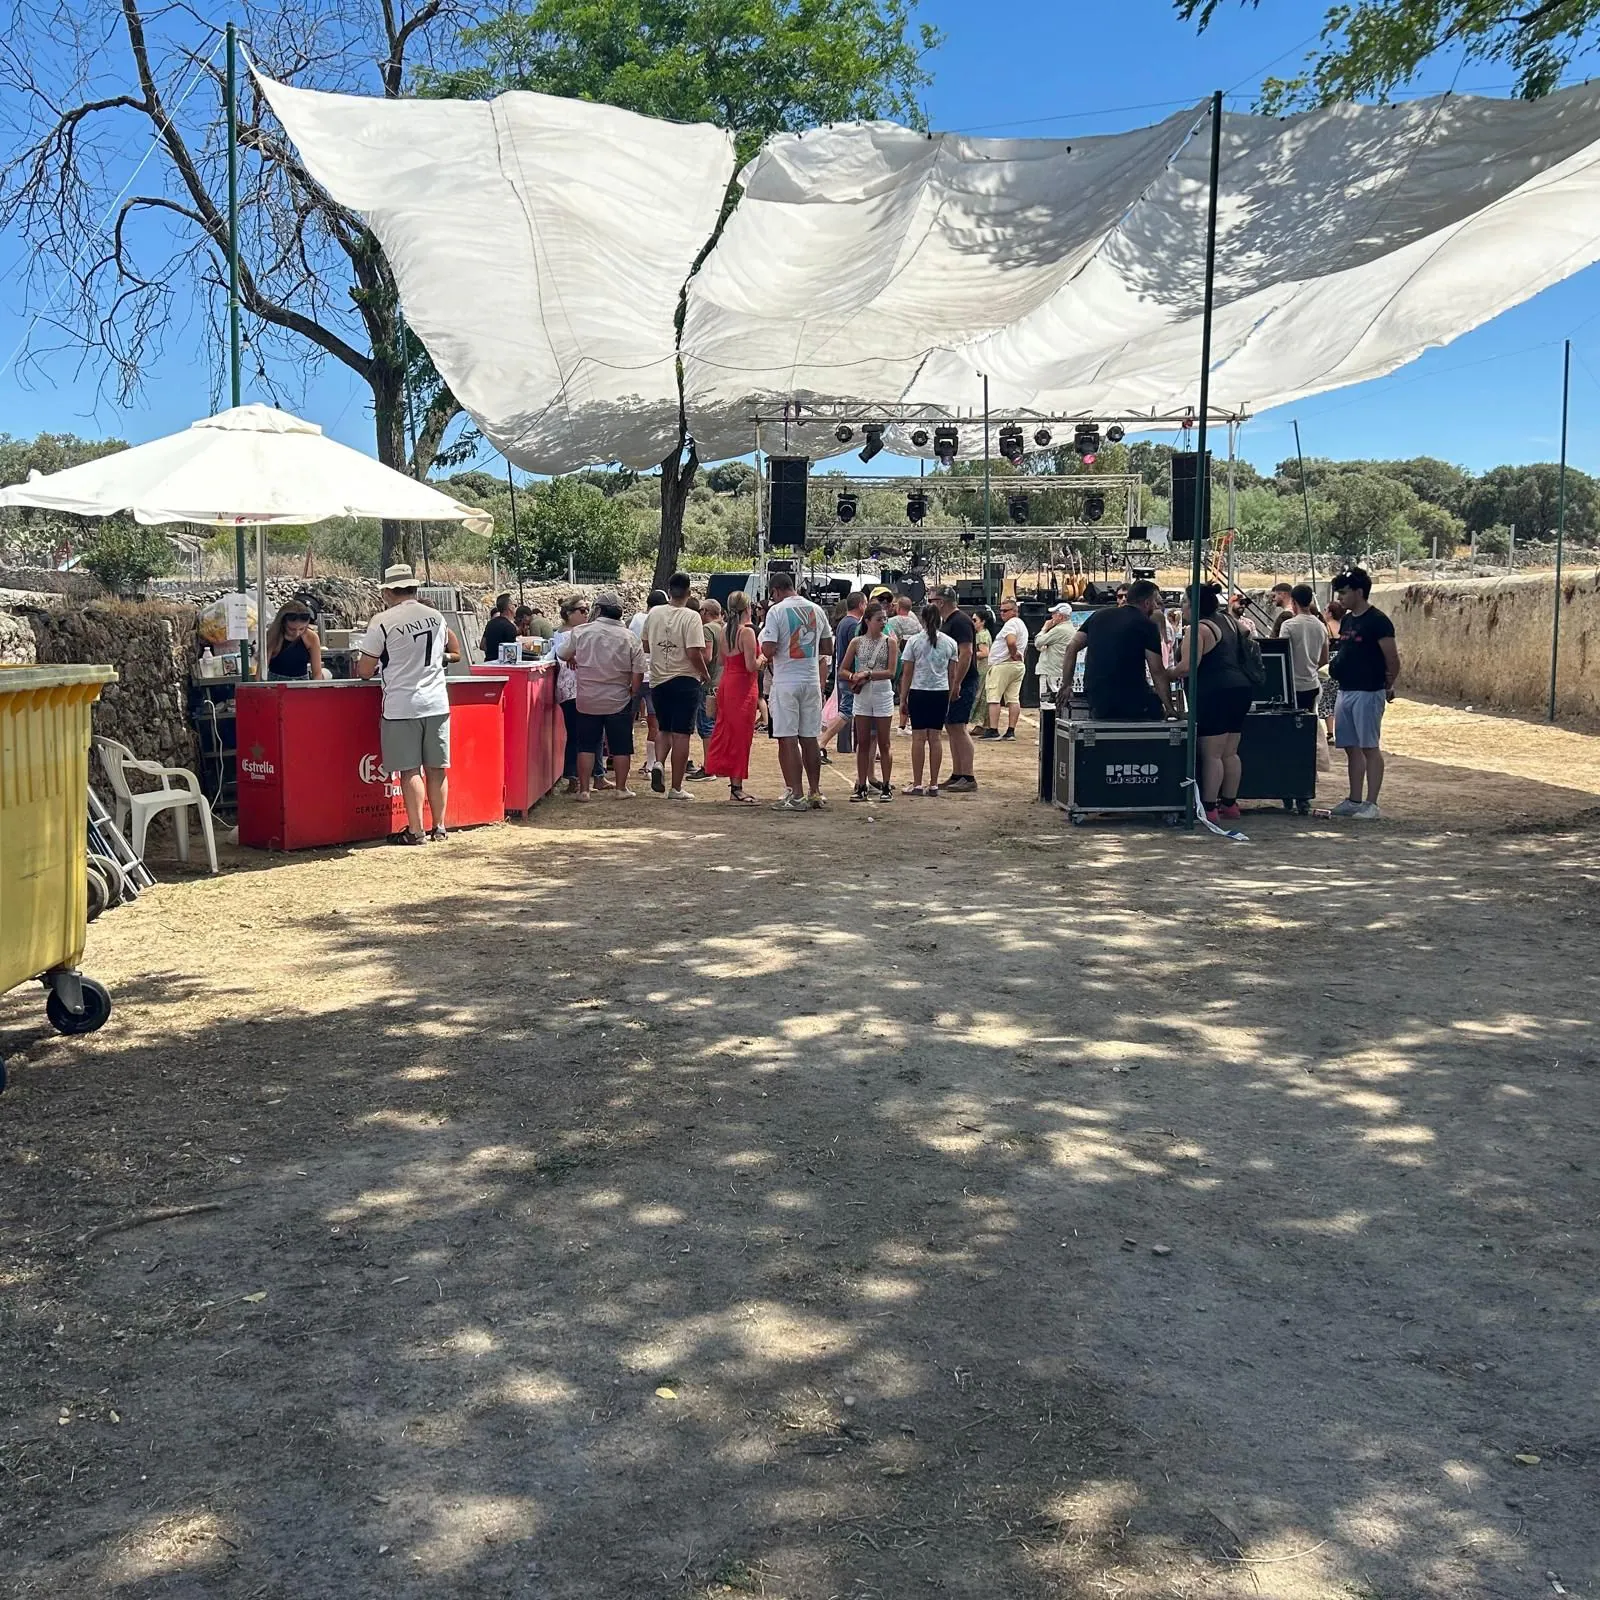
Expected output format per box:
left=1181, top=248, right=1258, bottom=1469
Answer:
left=998, top=424, right=1026, bottom=466
left=858, top=424, right=885, bottom=464
left=788, top=471, right=1139, bottom=544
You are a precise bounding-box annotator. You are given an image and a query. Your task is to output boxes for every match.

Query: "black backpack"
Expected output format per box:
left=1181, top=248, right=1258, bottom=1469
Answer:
left=1228, top=614, right=1268, bottom=691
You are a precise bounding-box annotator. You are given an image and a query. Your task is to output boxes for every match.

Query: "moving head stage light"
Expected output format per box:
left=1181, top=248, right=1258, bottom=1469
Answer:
left=1007, top=494, right=1029, bottom=525
left=906, top=490, right=928, bottom=524
left=998, top=424, right=1026, bottom=466
left=835, top=424, right=854, bottom=444
left=1074, top=422, right=1100, bottom=464
left=933, top=425, right=959, bottom=465
left=858, top=423, right=885, bottom=464
left=836, top=492, right=858, bottom=523
left=910, top=428, right=930, bottom=448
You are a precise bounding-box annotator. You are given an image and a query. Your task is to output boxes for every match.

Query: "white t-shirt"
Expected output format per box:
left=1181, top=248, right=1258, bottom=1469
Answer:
left=990, top=615, right=1030, bottom=667
left=759, top=595, right=833, bottom=688
left=628, top=612, right=649, bottom=641
left=1281, top=612, right=1326, bottom=691
left=359, top=598, right=450, bottom=720
left=901, top=630, right=958, bottom=692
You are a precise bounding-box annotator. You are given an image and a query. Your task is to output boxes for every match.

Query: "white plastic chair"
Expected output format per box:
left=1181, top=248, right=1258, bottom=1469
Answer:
left=93, top=737, right=218, bottom=874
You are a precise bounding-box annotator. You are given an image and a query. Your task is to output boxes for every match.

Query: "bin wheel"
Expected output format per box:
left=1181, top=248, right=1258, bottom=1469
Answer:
left=1164, top=812, right=1183, bottom=827
left=46, top=978, right=112, bottom=1037
left=1068, top=812, right=1087, bottom=827
left=1294, top=798, right=1311, bottom=816
left=85, top=864, right=109, bottom=923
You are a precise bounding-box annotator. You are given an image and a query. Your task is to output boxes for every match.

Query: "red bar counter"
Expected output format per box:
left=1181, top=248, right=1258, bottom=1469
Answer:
left=236, top=678, right=507, bottom=850
left=470, top=662, right=564, bottom=815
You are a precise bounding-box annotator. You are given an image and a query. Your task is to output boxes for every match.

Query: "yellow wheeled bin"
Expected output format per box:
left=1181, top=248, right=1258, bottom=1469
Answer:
left=0, top=664, right=118, bottom=1090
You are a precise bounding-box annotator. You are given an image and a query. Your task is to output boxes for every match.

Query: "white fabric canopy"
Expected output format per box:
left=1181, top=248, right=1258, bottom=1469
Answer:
left=258, top=76, right=735, bottom=473
left=255, top=73, right=1600, bottom=470
left=0, top=404, right=493, bottom=531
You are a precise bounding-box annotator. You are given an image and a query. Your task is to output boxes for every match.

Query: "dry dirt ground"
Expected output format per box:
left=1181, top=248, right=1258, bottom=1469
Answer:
left=3, top=699, right=1598, bottom=1600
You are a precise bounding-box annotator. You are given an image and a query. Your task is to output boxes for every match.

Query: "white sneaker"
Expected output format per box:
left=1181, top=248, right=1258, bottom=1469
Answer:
left=667, top=787, right=695, bottom=801
left=613, top=787, right=637, bottom=799
left=1353, top=801, right=1382, bottom=819
left=1329, top=798, right=1364, bottom=817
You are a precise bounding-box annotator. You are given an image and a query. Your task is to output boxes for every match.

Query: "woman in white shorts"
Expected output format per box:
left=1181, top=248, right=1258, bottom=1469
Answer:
left=841, top=601, right=899, bottom=801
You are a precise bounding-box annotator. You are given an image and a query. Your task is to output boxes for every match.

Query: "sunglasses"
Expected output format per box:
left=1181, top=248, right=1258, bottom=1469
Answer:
left=283, top=613, right=312, bottom=623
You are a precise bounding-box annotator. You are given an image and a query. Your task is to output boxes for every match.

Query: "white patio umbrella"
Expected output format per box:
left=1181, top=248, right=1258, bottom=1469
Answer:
left=0, top=403, right=493, bottom=670
left=0, top=403, right=491, bottom=532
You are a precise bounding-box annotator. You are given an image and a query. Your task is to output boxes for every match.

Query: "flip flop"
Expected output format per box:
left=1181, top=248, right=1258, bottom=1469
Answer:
left=730, top=788, right=758, bottom=805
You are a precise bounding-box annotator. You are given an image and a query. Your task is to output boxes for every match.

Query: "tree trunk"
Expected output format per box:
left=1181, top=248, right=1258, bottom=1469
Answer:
left=372, top=364, right=430, bottom=571
left=654, top=442, right=699, bottom=590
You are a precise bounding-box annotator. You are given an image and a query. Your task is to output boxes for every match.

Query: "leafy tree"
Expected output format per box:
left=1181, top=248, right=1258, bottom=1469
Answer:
left=494, top=477, right=635, bottom=579
left=1463, top=462, right=1599, bottom=544
left=0, top=0, right=478, bottom=569
left=706, top=460, right=757, bottom=495
left=79, top=522, right=175, bottom=594
left=1377, top=456, right=1474, bottom=515
left=1319, top=470, right=1422, bottom=559
left=421, top=0, right=939, bottom=587
left=1179, top=0, right=1597, bottom=105
left=1408, top=499, right=1466, bottom=557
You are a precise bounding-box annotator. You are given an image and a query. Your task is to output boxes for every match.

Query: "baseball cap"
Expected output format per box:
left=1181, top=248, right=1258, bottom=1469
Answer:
left=593, top=589, right=622, bottom=611
left=1050, top=602, right=1073, bottom=616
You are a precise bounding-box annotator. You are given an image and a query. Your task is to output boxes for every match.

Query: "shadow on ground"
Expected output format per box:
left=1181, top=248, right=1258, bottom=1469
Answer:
left=2, top=783, right=1598, bottom=1599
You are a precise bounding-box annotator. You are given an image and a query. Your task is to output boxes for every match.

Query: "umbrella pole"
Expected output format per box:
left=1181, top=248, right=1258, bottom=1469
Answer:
left=982, top=374, right=992, bottom=612
left=1185, top=92, right=1223, bottom=829
left=226, top=22, right=250, bottom=675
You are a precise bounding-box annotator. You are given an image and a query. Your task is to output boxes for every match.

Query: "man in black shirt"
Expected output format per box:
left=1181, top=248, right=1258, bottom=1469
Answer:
left=932, top=585, right=980, bottom=791
left=1328, top=566, right=1400, bottom=819
left=1060, top=579, right=1173, bottom=721
left=480, top=592, right=519, bottom=661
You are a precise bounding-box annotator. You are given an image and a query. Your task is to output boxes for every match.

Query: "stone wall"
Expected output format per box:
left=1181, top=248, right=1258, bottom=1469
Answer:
left=22, top=600, right=198, bottom=770
left=0, top=609, right=35, bottom=664
left=1370, top=569, right=1600, bottom=721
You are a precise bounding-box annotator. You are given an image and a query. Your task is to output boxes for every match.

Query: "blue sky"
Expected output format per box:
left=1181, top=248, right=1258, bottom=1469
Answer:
left=0, top=0, right=1596, bottom=478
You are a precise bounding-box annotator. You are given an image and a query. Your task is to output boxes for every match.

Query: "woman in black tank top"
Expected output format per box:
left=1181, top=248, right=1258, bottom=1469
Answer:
left=1174, top=584, right=1253, bottom=823
left=264, top=602, right=323, bottom=680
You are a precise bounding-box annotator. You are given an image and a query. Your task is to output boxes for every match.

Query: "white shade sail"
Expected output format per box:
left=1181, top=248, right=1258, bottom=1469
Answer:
left=257, top=76, right=736, bottom=474
left=254, top=73, right=1600, bottom=469
left=0, top=404, right=493, bottom=531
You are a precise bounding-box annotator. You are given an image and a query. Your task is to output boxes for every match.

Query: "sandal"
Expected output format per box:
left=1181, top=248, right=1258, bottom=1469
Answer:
left=388, top=828, right=426, bottom=846
left=927, top=784, right=940, bottom=797
left=730, top=786, right=758, bottom=805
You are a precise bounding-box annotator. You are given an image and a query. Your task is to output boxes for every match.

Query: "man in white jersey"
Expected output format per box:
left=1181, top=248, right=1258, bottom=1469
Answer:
left=759, top=570, right=833, bottom=811
left=356, top=564, right=463, bottom=845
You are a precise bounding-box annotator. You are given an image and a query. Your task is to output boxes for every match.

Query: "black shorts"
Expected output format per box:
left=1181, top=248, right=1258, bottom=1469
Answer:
left=1295, top=687, right=1319, bottom=712
left=945, top=675, right=979, bottom=727
left=575, top=708, right=634, bottom=758
left=1197, top=685, right=1254, bottom=738
left=907, top=688, right=949, bottom=730
left=651, top=675, right=700, bottom=736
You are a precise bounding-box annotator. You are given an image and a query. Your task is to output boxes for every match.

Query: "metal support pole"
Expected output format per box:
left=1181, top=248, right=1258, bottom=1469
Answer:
left=1549, top=340, right=1570, bottom=722
left=504, top=457, right=525, bottom=605
left=1292, top=419, right=1316, bottom=589
left=1509, top=521, right=1516, bottom=571
left=397, top=306, right=431, bottom=583
left=225, top=22, right=249, bottom=676
left=982, top=374, right=993, bottom=609
left=1185, top=92, right=1224, bottom=826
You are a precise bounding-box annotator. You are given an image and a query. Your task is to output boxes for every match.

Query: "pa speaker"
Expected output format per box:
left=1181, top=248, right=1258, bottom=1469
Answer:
left=1170, top=451, right=1211, bottom=542
left=768, top=455, right=809, bottom=548
left=706, top=571, right=752, bottom=607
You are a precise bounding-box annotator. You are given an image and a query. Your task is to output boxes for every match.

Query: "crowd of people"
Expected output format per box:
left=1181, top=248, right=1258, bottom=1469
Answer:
left=353, top=559, right=1399, bottom=844
left=521, top=572, right=1027, bottom=808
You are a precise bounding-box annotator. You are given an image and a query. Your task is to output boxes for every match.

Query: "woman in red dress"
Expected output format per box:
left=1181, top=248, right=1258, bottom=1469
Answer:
left=703, top=590, right=761, bottom=803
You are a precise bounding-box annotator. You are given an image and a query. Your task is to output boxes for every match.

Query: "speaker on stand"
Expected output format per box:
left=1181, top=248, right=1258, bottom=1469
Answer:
left=768, top=455, right=810, bottom=549
left=1170, top=451, right=1212, bottom=543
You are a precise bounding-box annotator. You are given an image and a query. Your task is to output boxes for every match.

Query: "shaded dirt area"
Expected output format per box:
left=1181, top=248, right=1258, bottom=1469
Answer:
left=3, top=702, right=1599, bottom=1599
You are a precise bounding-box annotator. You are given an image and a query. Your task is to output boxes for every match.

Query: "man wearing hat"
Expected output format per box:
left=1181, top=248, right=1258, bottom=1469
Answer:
left=1033, top=602, right=1079, bottom=706
left=355, top=563, right=463, bottom=844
